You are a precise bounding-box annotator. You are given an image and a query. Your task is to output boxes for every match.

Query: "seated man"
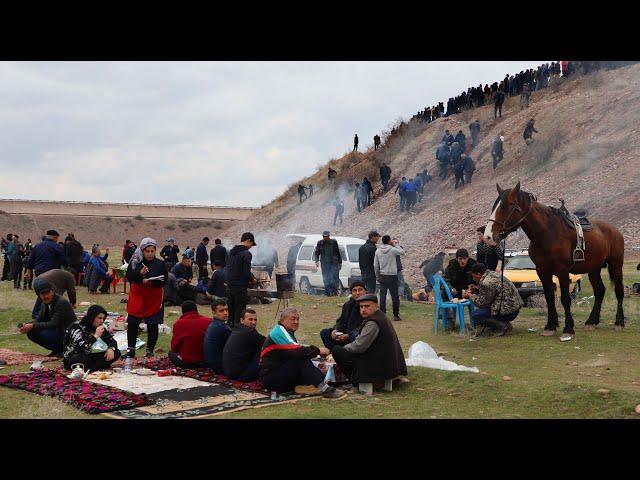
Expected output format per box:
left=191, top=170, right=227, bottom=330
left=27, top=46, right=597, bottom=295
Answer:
left=222, top=309, right=266, bottom=381
left=203, top=299, right=232, bottom=373
left=260, top=307, right=343, bottom=399
left=320, top=281, right=366, bottom=351
left=332, top=294, right=407, bottom=387
left=206, top=261, right=227, bottom=299
left=19, top=278, right=77, bottom=356
left=164, top=253, right=200, bottom=306
left=169, top=300, right=212, bottom=368
left=443, top=248, right=477, bottom=299
left=462, top=263, right=524, bottom=336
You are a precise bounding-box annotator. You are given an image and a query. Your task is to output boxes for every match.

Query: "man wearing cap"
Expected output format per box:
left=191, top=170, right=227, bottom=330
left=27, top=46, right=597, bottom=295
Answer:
left=313, top=231, right=342, bottom=296
left=25, top=230, right=68, bottom=281
left=358, top=231, right=380, bottom=294
left=320, top=280, right=366, bottom=350
left=31, top=268, right=77, bottom=319
left=226, top=232, right=257, bottom=327
left=160, top=238, right=180, bottom=272
left=332, top=294, right=407, bottom=387
left=19, top=278, right=76, bottom=356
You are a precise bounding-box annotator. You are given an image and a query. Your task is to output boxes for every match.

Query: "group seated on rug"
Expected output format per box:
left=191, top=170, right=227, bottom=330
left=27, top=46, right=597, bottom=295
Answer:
left=259, top=307, right=344, bottom=399
left=63, top=304, right=121, bottom=371
left=203, top=298, right=232, bottom=373
left=320, top=280, right=366, bottom=350
left=332, top=293, right=407, bottom=387
left=222, top=308, right=265, bottom=381
left=168, top=300, right=211, bottom=368
left=19, top=278, right=77, bottom=357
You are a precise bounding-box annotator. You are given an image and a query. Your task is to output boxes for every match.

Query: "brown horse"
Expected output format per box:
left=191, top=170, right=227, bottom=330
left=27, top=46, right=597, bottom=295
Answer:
left=484, top=182, right=625, bottom=336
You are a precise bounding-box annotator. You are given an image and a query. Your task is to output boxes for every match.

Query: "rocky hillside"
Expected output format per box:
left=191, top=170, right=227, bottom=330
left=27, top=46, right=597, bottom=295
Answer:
left=225, top=64, right=640, bottom=287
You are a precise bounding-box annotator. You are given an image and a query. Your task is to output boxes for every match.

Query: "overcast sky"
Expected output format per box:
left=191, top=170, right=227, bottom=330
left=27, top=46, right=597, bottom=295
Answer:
left=0, top=61, right=544, bottom=207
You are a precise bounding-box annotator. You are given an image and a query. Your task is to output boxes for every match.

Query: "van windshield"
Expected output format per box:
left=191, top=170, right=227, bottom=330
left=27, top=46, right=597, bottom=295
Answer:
left=297, top=245, right=314, bottom=261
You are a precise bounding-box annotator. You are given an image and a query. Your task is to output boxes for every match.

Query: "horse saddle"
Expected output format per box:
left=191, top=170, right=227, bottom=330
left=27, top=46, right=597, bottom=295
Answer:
left=558, top=199, right=591, bottom=262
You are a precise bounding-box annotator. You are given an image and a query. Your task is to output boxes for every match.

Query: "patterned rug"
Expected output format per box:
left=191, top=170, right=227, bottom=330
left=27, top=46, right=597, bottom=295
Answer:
left=0, top=369, right=151, bottom=414
left=0, top=349, right=60, bottom=366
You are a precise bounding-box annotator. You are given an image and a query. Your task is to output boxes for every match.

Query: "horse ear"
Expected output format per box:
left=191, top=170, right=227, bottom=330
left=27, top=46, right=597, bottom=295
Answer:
left=508, top=181, right=521, bottom=201
left=496, top=183, right=503, bottom=194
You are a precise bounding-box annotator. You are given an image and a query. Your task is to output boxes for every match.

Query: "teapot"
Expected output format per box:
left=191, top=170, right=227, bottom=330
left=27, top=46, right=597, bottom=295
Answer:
left=68, top=363, right=89, bottom=379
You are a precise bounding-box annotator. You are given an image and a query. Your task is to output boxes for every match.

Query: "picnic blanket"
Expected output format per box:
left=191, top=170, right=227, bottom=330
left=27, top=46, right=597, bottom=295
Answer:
left=0, top=349, right=60, bottom=366
left=0, top=369, right=151, bottom=413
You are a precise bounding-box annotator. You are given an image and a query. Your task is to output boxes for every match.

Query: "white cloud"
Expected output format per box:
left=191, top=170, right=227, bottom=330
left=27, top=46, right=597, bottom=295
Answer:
left=0, top=61, right=545, bottom=207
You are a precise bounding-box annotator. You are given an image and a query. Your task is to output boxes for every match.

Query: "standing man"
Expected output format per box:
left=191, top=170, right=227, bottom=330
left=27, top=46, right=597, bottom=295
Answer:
left=10, top=234, right=24, bottom=289
left=494, top=89, right=505, bottom=118
left=63, top=233, right=84, bottom=279
left=394, top=177, right=408, bottom=212
left=297, top=184, right=308, bottom=203
left=379, top=163, right=392, bottom=191
left=354, top=182, right=364, bottom=213
left=333, top=196, right=345, bottom=226
left=373, top=134, right=381, bottom=151
left=25, top=230, right=68, bottom=316
left=160, top=238, right=180, bottom=272
left=475, top=227, right=504, bottom=272
left=454, top=130, right=467, bottom=152
left=358, top=230, right=380, bottom=294
left=1, top=234, right=13, bottom=281
left=361, top=177, right=373, bottom=207
left=436, top=142, right=451, bottom=180
left=226, top=232, right=257, bottom=327
left=195, top=237, right=210, bottom=283
left=209, top=238, right=228, bottom=268
left=491, top=135, right=505, bottom=170
left=523, top=118, right=539, bottom=145
left=394, top=238, right=407, bottom=302
left=353, top=133, right=359, bottom=152
left=404, top=178, right=417, bottom=212
left=313, top=231, right=342, bottom=296
left=462, top=153, right=475, bottom=184
left=286, top=237, right=302, bottom=287
left=469, top=119, right=481, bottom=148
left=374, top=235, right=404, bottom=321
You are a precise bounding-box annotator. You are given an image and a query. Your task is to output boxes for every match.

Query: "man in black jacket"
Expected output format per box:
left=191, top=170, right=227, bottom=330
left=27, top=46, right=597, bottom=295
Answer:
left=18, top=278, right=76, bottom=356
left=222, top=308, right=266, bottom=381
left=226, top=232, right=256, bottom=327
left=195, top=237, right=210, bottom=283
left=160, top=238, right=180, bottom=272
left=209, top=238, right=228, bottom=268
left=379, top=163, right=392, bottom=191
left=358, top=231, right=380, bottom=294
left=320, top=281, right=366, bottom=350
left=443, top=248, right=477, bottom=299
left=313, top=231, right=342, bottom=296
left=494, top=89, right=505, bottom=118
left=63, top=233, right=84, bottom=277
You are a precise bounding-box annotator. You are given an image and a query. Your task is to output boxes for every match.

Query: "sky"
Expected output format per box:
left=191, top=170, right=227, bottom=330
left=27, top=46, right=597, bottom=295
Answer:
left=0, top=61, right=544, bottom=208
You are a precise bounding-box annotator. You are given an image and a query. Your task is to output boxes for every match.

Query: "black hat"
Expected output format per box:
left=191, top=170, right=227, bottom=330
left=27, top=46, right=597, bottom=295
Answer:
left=241, top=232, right=256, bottom=245
left=322, top=230, right=330, bottom=236
left=356, top=293, right=378, bottom=304
left=46, top=230, right=60, bottom=236
left=33, top=278, right=54, bottom=295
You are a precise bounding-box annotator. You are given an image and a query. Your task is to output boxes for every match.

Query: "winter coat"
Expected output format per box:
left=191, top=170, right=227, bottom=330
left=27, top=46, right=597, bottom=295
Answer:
left=226, top=245, right=253, bottom=291
left=358, top=239, right=377, bottom=278
left=469, top=270, right=524, bottom=316
left=313, top=239, right=341, bottom=267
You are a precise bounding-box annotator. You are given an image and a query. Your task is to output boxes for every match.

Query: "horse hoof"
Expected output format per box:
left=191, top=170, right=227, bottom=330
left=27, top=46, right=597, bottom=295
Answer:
left=584, top=324, right=596, bottom=331
left=614, top=325, right=624, bottom=332
left=541, top=330, right=556, bottom=337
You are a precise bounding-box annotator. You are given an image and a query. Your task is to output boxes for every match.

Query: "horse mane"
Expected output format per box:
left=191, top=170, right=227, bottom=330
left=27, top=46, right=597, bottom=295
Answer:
left=493, top=187, right=538, bottom=211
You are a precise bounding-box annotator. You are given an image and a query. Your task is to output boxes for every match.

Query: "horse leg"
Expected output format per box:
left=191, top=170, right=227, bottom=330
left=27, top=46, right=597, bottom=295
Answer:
left=539, top=271, right=559, bottom=334
left=608, top=258, right=625, bottom=329
left=585, top=270, right=605, bottom=329
left=558, top=273, right=575, bottom=335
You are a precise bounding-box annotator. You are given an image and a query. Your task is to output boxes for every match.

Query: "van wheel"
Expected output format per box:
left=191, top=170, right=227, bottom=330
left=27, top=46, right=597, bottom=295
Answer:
left=299, top=277, right=312, bottom=294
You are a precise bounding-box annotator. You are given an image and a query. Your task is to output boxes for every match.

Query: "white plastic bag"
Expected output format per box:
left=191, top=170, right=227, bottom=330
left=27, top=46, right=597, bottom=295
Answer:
left=405, top=341, right=479, bottom=373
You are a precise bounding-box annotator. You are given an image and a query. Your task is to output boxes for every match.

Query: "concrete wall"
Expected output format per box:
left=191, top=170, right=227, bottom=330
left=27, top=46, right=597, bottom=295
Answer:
left=0, top=199, right=255, bottom=221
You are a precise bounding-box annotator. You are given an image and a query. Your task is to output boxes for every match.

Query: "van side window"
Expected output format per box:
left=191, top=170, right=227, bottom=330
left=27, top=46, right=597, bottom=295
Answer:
left=339, top=247, right=347, bottom=262
left=297, top=246, right=314, bottom=261
left=346, top=245, right=360, bottom=262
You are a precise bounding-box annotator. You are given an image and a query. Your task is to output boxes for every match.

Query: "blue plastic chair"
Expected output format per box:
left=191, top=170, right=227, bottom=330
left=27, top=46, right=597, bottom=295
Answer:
left=431, top=274, right=475, bottom=334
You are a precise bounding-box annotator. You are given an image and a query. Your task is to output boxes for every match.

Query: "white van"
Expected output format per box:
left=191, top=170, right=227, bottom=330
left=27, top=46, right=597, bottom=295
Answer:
left=286, top=233, right=366, bottom=294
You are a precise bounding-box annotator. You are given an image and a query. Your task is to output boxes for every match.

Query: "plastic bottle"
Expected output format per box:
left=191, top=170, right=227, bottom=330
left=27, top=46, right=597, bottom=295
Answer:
left=124, top=356, right=132, bottom=374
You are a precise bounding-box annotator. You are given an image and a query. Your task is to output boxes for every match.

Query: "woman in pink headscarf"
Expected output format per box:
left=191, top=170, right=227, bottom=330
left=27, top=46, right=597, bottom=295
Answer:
left=125, top=237, right=168, bottom=358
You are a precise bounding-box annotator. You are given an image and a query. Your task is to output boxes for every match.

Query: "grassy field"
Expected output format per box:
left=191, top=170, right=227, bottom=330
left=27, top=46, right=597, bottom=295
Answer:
left=1, top=253, right=639, bottom=419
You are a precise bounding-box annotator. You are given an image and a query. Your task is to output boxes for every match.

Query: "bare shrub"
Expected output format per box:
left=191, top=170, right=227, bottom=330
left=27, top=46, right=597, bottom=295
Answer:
left=134, top=214, right=144, bottom=221
left=165, top=224, right=175, bottom=231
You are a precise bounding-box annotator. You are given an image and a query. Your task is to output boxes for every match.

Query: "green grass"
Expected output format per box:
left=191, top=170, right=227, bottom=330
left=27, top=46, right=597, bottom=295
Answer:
left=1, top=256, right=639, bottom=419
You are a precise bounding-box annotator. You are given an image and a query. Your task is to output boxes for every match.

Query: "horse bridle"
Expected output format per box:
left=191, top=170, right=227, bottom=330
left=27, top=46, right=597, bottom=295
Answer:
left=490, top=196, right=533, bottom=239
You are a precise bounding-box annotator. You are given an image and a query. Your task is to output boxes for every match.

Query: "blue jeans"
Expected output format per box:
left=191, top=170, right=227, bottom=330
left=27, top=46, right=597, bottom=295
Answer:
left=362, top=274, right=376, bottom=295
left=27, top=328, right=65, bottom=354
left=321, top=263, right=339, bottom=296
left=320, top=328, right=358, bottom=351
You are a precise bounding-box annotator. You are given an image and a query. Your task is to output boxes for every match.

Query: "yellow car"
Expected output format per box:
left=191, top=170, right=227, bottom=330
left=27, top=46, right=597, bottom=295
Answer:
left=502, top=254, right=582, bottom=304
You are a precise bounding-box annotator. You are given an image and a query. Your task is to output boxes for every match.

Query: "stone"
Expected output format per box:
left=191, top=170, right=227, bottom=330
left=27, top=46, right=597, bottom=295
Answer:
left=597, top=388, right=610, bottom=395
left=502, top=376, right=513, bottom=381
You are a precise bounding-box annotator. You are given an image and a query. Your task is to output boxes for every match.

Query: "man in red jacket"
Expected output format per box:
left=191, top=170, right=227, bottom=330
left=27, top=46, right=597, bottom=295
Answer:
left=168, top=300, right=212, bottom=368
